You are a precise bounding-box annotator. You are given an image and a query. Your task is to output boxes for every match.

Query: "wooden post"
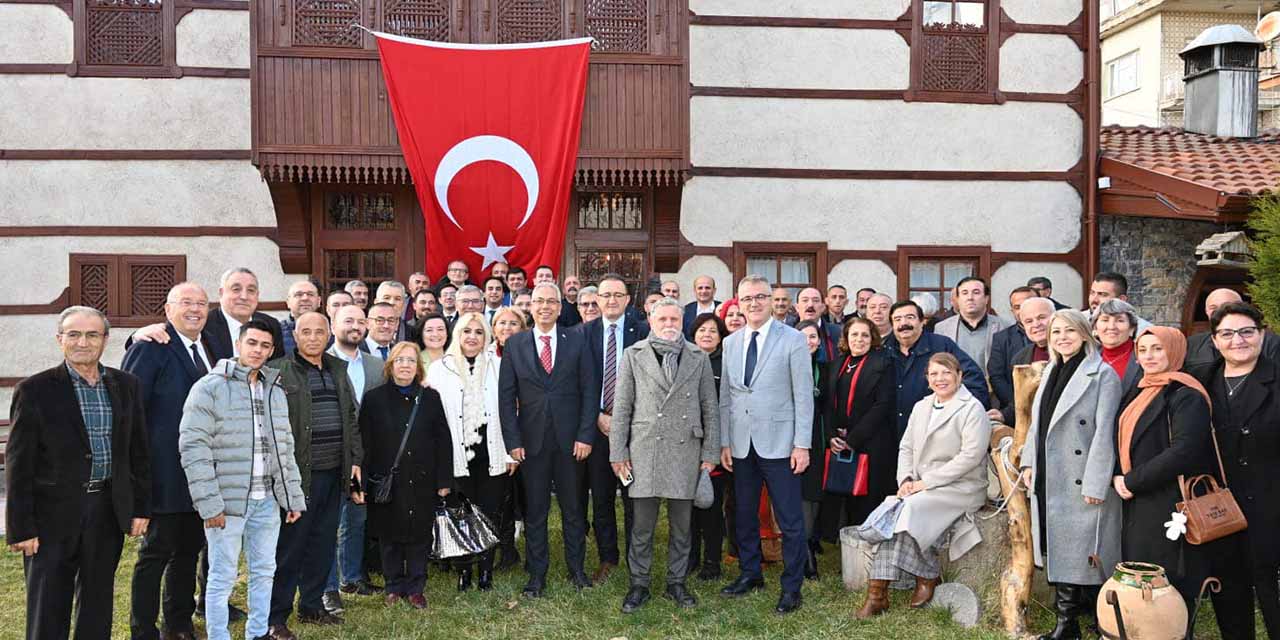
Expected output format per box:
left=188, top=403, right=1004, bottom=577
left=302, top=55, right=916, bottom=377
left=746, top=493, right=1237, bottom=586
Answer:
left=998, top=362, right=1047, bottom=638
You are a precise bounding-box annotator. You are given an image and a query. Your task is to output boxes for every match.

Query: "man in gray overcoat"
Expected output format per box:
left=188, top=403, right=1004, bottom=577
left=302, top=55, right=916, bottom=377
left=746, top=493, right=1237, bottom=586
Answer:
left=610, top=298, right=720, bottom=614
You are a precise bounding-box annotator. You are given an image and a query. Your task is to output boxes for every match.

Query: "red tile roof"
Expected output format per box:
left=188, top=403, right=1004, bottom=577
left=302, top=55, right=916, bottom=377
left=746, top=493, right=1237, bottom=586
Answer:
left=1100, top=125, right=1280, bottom=196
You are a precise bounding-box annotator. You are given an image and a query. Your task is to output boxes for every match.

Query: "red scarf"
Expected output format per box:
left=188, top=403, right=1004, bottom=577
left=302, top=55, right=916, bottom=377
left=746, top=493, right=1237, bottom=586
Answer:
left=1101, top=340, right=1134, bottom=380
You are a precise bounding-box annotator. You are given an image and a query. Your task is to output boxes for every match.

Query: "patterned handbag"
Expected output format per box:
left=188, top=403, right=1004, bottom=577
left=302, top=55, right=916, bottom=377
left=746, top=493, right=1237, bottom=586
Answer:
left=431, top=494, right=499, bottom=559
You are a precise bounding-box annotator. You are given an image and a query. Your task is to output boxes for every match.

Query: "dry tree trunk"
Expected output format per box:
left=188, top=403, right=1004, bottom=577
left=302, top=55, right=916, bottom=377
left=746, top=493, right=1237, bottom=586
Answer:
left=999, top=361, right=1047, bottom=638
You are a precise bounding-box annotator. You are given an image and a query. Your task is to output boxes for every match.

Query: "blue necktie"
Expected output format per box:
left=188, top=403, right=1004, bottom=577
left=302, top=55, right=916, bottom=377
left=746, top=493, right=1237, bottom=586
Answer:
left=744, top=330, right=760, bottom=386
left=379, top=346, right=389, bottom=360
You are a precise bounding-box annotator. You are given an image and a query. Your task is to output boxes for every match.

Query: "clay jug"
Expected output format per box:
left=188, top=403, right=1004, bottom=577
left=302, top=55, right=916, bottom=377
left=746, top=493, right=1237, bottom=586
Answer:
left=1096, top=562, right=1188, bottom=640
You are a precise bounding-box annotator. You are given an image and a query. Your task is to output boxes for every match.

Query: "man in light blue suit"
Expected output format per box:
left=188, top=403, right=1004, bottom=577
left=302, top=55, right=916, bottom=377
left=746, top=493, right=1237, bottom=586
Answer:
left=717, top=274, right=814, bottom=614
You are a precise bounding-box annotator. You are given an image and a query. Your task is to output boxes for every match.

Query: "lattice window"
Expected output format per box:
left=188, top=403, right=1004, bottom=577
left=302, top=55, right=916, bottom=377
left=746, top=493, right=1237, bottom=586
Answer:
left=576, top=250, right=646, bottom=299
left=70, top=254, right=186, bottom=326
left=325, top=249, right=396, bottom=293
left=294, top=0, right=362, bottom=47
left=585, top=0, right=647, bottom=53
left=85, top=0, right=164, bottom=65
left=495, top=0, right=563, bottom=44
left=325, top=192, right=397, bottom=229
left=383, top=0, right=450, bottom=41
left=916, top=0, right=991, bottom=95
left=578, top=192, right=643, bottom=230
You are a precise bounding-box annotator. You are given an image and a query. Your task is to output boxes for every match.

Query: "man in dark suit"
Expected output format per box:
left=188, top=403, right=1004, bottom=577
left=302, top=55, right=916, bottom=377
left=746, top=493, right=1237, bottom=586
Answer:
left=1027, top=276, right=1070, bottom=311
left=988, top=286, right=1036, bottom=417
left=499, top=282, right=600, bottom=598
left=280, top=280, right=321, bottom=355
left=7, top=306, right=151, bottom=640
left=683, top=275, right=721, bottom=337
left=130, top=267, right=285, bottom=364
left=123, top=283, right=215, bottom=640
left=580, top=274, right=649, bottom=584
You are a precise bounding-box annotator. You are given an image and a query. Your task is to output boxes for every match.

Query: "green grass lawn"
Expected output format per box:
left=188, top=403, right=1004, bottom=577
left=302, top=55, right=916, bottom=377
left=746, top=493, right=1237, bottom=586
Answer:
left=0, top=501, right=1258, bottom=640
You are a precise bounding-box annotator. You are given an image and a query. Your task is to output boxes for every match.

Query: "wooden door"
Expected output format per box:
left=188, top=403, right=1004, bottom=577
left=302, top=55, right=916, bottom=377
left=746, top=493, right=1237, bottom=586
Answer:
left=567, top=189, right=653, bottom=304
left=310, top=185, right=425, bottom=294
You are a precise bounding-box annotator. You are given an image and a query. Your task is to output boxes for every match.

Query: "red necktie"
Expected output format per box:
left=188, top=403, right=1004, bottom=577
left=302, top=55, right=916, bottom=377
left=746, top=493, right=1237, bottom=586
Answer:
left=539, top=335, right=553, bottom=374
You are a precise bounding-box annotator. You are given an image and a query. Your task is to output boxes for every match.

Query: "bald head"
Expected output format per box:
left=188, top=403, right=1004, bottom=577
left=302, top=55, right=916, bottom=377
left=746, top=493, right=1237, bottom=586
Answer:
left=1206, top=288, right=1244, bottom=319
left=294, top=311, right=330, bottom=360
left=164, top=281, right=209, bottom=339
left=1019, top=297, right=1055, bottom=347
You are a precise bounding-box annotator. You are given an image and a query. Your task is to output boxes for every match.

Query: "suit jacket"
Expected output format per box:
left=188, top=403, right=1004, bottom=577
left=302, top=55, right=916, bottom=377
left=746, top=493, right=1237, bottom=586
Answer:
left=582, top=315, right=650, bottom=444
left=883, top=332, right=991, bottom=437
left=558, top=298, right=582, bottom=328
left=683, top=300, right=721, bottom=337
left=997, top=342, right=1047, bottom=424
left=121, top=323, right=208, bottom=514
left=989, top=323, right=1033, bottom=414
left=718, top=320, right=815, bottom=459
left=203, top=308, right=285, bottom=362
left=6, top=364, right=151, bottom=543
left=326, top=345, right=385, bottom=407
left=498, top=326, right=600, bottom=458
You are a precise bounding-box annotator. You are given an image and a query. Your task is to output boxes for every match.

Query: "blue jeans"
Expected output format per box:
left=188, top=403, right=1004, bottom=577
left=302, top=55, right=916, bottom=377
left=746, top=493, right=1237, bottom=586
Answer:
left=325, top=495, right=367, bottom=591
left=203, top=496, right=280, bottom=640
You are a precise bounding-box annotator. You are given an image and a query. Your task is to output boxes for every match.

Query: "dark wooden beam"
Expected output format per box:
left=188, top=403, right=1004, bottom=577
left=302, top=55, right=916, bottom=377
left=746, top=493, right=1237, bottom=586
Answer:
left=0, top=149, right=251, bottom=160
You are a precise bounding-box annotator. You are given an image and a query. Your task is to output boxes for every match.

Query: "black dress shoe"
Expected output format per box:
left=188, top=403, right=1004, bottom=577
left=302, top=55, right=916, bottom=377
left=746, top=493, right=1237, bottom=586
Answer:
left=664, top=583, right=698, bottom=608
left=621, top=586, right=651, bottom=614
left=720, top=574, right=766, bottom=598
left=775, top=590, right=803, bottom=614
left=522, top=576, right=546, bottom=598
left=569, top=571, right=593, bottom=591
left=298, top=608, right=344, bottom=625
left=478, top=567, right=494, bottom=591
left=458, top=566, right=473, bottom=592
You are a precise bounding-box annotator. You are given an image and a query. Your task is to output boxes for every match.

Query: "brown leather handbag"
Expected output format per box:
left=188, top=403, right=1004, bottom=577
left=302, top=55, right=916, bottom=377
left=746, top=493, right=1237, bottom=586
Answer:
left=1174, top=416, right=1247, bottom=545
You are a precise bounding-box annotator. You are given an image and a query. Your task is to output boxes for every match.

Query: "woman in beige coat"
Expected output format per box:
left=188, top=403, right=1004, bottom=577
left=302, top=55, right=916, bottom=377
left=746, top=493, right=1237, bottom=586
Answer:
left=857, top=352, right=991, bottom=619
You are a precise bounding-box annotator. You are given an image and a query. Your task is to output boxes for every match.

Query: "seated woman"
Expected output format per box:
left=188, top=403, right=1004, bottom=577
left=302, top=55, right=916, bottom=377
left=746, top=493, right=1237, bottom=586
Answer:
left=856, top=353, right=992, bottom=619
left=1114, top=326, right=1213, bottom=610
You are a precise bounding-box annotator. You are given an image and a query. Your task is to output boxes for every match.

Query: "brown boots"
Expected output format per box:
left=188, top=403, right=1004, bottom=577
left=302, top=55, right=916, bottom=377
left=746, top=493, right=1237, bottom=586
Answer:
left=910, top=576, right=940, bottom=608
left=856, top=579, right=891, bottom=619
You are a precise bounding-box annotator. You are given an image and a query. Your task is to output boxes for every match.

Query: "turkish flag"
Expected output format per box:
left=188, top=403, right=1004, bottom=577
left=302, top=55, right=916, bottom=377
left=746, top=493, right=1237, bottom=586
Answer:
left=371, top=31, right=591, bottom=281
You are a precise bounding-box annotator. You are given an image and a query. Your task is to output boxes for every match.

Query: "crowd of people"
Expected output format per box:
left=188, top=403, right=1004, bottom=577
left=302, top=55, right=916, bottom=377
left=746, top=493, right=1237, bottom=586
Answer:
left=6, top=258, right=1279, bottom=640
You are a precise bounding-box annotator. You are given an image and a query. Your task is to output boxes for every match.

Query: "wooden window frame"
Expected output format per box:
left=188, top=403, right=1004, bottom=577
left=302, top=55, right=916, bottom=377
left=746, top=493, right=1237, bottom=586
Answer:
left=564, top=187, right=655, bottom=303
left=906, top=0, right=1003, bottom=104
left=733, top=242, right=829, bottom=294
left=896, top=245, right=991, bottom=309
left=71, top=0, right=180, bottom=78
left=308, top=183, right=423, bottom=295
left=1104, top=49, right=1140, bottom=100
left=70, top=253, right=187, bottom=327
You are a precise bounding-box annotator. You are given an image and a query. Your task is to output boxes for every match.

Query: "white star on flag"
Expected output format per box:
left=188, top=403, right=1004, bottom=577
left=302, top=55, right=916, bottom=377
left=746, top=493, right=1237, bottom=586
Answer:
left=469, top=232, right=514, bottom=270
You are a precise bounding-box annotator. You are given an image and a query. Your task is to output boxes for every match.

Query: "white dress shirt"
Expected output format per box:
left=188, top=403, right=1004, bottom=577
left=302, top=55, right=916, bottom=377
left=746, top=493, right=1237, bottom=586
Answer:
left=177, top=331, right=212, bottom=371
left=331, top=346, right=368, bottom=405
left=222, top=309, right=244, bottom=357
left=532, top=325, right=558, bottom=366
left=741, top=317, right=775, bottom=374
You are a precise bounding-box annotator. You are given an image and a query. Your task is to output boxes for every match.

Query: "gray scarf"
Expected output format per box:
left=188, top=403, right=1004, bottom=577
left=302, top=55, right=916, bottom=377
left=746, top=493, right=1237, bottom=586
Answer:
left=650, top=334, right=685, bottom=385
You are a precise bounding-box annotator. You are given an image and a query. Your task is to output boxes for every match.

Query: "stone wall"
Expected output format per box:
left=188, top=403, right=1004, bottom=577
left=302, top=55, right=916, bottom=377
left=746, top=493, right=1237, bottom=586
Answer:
left=1099, top=216, right=1223, bottom=326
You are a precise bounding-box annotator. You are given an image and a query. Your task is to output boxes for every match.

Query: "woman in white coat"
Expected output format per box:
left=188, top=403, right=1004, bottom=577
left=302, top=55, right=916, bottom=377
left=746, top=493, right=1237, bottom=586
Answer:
left=425, top=312, right=517, bottom=592
left=1020, top=309, right=1123, bottom=640
left=856, top=353, right=992, bottom=619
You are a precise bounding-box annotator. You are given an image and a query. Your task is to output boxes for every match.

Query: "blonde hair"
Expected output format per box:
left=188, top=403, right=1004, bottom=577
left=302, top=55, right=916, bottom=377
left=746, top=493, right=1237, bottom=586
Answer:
left=1048, top=308, right=1099, bottom=362
left=489, top=306, right=526, bottom=332
left=447, top=312, right=493, bottom=365
left=382, top=341, right=424, bottom=384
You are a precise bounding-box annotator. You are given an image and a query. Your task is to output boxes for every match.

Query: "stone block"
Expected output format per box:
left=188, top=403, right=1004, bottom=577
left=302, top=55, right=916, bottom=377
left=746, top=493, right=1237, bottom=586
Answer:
left=928, top=582, right=982, bottom=628
left=939, top=507, right=1053, bottom=626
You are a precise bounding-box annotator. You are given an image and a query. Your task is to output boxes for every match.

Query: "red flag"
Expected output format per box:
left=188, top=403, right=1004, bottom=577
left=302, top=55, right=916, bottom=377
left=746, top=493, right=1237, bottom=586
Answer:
left=370, top=31, right=591, bottom=282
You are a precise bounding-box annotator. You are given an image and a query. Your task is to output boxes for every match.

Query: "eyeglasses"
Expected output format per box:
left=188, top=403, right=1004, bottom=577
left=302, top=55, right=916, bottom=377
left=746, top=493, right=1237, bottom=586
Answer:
left=370, top=317, right=398, bottom=325
left=532, top=298, right=559, bottom=306
left=739, top=294, right=770, bottom=304
left=597, top=293, right=628, bottom=300
left=1214, top=326, right=1260, bottom=341
left=448, top=267, right=468, bottom=273
left=170, top=299, right=209, bottom=309
left=60, top=331, right=105, bottom=342
left=392, top=357, right=418, bottom=365
left=290, top=291, right=318, bottom=298
left=578, top=301, right=599, bottom=308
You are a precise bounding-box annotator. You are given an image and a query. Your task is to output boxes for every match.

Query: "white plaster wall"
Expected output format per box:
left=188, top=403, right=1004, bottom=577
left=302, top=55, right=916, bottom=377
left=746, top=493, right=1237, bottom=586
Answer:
left=691, top=27, right=909, bottom=90
left=681, top=177, right=1081, bottom=253
left=690, top=0, right=909, bottom=20
left=1, top=388, right=12, bottom=421
left=0, top=236, right=298, bottom=306
left=0, top=5, right=72, bottom=64
left=1001, top=0, right=1082, bottom=26
left=672, top=256, right=733, bottom=304
left=1100, top=13, right=1161, bottom=126
left=691, top=97, right=1082, bottom=171
left=828, top=260, right=897, bottom=303
left=177, top=10, right=251, bottom=69
left=1, top=160, right=273, bottom=227
left=1000, top=34, right=1083, bottom=94
left=0, top=76, right=250, bottom=149
left=991, top=261, right=1083, bottom=318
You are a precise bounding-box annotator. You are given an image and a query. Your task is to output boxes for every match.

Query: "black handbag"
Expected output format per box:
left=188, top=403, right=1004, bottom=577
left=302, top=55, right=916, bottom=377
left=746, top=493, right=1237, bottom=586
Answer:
left=431, top=493, right=499, bottom=559
left=364, top=394, right=422, bottom=505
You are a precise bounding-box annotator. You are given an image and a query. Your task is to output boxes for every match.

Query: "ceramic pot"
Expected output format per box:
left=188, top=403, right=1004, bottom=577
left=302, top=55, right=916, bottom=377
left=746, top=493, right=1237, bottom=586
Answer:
left=1096, top=562, right=1188, bottom=640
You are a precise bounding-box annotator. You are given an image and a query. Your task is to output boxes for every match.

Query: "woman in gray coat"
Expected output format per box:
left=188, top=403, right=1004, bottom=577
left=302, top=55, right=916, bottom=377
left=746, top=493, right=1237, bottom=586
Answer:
left=1020, top=309, right=1123, bottom=640
left=610, top=298, right=720, bottom=613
